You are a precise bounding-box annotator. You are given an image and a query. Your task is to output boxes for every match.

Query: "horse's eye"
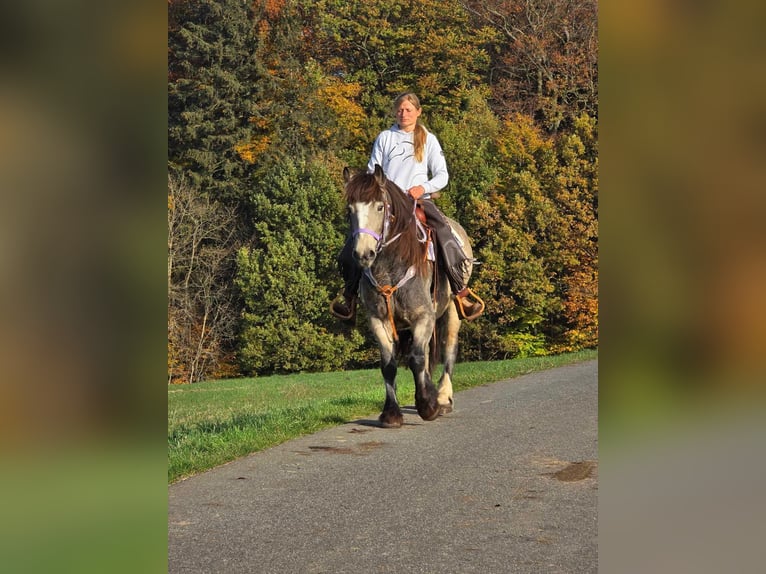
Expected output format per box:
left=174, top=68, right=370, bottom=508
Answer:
left=376, top=204, right=384, bottom=212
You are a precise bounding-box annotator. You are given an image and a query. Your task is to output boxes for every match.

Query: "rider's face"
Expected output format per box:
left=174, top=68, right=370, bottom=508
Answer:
left=396, top=101, right=422, bottom=132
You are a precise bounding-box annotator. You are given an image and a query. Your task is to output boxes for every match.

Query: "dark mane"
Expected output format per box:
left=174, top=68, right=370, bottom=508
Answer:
left=344, top=172, right=429, bottom=275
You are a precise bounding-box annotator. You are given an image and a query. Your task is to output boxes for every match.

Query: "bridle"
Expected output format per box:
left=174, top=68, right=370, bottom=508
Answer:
left=351, top=185, right=428, bottom=255
left=351, top=186, right=402, bottom=254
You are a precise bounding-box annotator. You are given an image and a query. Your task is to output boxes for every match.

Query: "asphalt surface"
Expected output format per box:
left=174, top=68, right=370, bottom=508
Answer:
left=169, top=360, right=598, bottom=574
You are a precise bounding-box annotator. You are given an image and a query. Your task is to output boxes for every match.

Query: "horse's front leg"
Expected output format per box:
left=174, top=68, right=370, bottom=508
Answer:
left=369, top=316, right=403, bottom=428
left=410, top=314, right=440, bottom=422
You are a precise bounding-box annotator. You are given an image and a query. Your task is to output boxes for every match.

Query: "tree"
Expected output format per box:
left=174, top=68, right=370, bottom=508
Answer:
left=428, top=87, right=501, bottom=223
left=467, top=112, right=598, bottom=358
left=469, top=114, right=560, bottom=358
left=301, top=0, right=498, bottom=122
left=549, top=114, right=598, bottom=349
left=461, top=0, right=598, bottom=131
left=168, top=0, right=262, bottom=202
left=168, top=174, right=241, bottom=382
left=235, top=158, right=369, bottom=374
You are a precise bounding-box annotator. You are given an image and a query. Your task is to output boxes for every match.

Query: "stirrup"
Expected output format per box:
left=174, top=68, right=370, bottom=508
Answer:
left=455, top=288, right=485, bottom=322
left=330, top=294, right=356, bottom=321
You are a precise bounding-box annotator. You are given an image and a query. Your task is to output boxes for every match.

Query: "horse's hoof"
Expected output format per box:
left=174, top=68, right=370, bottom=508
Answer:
left=439, top=403, right=453, bottom=415
left=379, top=412, right=403, bottom=428
left=417, top=403, right=441, bottom=422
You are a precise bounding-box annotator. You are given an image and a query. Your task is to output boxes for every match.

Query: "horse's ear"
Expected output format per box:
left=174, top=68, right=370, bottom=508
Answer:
left=373, top=164, right=386, bottom=187
left=344, top=166, right=365, bottom=183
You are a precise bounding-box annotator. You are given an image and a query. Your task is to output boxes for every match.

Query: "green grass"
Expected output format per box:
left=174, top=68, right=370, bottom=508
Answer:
left=168, top=349, right=597, bottom=483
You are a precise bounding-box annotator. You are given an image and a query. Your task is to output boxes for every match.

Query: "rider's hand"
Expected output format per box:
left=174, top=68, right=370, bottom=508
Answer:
left=408, top=185, right=425, bottom=200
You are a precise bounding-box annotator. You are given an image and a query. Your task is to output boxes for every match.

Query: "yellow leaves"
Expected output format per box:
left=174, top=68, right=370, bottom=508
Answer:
left=417, top=74, right=441, bottom=96
left=234, top=116, right=273, bottom=164
left=317, top=79, right=366, bottom=140
left=497, top=113, right=551, bottom=163
left=234, top=136, right=271, bottom=164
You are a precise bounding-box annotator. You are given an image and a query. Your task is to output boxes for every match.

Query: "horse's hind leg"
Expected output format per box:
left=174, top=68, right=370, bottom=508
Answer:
left=370, top=318, right=403, bottom=428
left=436, top=303, right=460, bottom=414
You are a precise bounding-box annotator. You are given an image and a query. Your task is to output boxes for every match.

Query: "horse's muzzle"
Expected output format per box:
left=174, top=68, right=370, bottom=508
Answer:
left=353, top=248, right=376, bottom=268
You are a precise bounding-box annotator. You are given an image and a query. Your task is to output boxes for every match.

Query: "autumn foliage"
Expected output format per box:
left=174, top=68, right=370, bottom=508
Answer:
left=168, top=0, right=597, bottom=380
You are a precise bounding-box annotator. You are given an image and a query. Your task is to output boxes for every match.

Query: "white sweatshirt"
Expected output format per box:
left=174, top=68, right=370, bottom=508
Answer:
left=367, top=124, right=449, bottom=198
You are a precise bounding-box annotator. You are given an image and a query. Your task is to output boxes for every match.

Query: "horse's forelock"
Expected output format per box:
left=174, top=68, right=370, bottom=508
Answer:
left=344, top=173, right=384, bottom=204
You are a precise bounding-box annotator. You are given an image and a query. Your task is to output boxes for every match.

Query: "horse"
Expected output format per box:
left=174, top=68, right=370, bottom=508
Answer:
left=343, top=164, right=475, bottom=428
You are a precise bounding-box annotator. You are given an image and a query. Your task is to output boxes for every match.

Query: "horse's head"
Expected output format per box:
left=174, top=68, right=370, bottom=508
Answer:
left=343, top=165, right=391, bottom=269
left=343, top=165, right=427, bottom=273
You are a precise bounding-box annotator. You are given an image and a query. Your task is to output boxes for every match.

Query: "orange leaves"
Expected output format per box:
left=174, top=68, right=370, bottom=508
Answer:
left=256, top=18, right=271, bottom=40
left=263, top=0, right=285, bottom=20
left=562, top=267, right=599, bottom=345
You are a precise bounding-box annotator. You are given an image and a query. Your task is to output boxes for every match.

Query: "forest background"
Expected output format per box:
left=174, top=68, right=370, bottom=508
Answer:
left=168, top=0, right=598, bottom=383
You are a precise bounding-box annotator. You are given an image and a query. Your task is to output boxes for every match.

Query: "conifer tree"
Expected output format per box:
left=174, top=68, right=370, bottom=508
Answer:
left=168, top=0, right=261, bottom=202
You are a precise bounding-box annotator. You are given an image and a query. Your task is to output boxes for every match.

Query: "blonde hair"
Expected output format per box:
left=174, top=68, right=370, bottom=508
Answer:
left=393, top=92, right=427, bottom=163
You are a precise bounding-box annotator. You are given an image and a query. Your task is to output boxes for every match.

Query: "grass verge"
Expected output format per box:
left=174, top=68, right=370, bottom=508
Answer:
left=168, top=349, right=597, bottom=483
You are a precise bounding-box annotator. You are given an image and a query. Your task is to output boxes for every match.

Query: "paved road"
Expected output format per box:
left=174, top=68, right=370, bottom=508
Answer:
left=169, top=360, right=598, bottom=574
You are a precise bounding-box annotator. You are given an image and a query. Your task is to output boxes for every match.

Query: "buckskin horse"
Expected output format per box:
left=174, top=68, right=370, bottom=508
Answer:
left=343, top=165, right=477, bottom=427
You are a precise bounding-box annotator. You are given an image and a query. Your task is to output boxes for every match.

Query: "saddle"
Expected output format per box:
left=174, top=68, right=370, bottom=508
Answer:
left=415, top=200, right=485, bottom=321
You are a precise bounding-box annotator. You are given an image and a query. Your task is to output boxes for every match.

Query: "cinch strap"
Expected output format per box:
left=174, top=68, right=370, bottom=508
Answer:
left=363, top=265, right=417, bottom=343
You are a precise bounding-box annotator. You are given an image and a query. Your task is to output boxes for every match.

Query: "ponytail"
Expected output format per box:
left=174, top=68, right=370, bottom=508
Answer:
left=413, top=123, right=426, bottom=163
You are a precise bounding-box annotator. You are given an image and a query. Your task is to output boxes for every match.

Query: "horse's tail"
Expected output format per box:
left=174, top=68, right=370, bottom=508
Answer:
left=429, top=329, right=439, bottom=369
left=397, top=329, right=439, bottom=372
left=396, top=331, right=412, bottom=361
